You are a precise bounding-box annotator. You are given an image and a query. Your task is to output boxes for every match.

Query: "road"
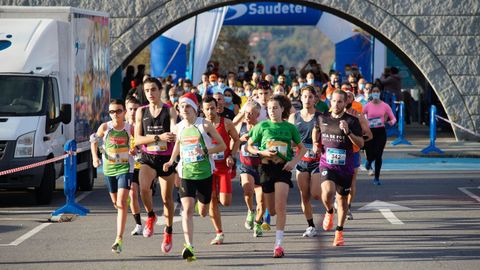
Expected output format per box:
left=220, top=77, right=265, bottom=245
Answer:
left=1, top=169, right=480, bottom=270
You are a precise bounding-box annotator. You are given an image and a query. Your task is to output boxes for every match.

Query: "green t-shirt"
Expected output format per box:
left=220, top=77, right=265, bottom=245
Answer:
left=179, top=125, right=212, bottom=180
left=248, top=120, right=302, bottom=161
left=315, top=100, right=329, bottom=113
left=103, top=128, right=131, bottom=177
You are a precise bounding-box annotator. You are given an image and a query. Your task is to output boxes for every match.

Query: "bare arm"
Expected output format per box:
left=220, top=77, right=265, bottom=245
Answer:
left=90, top=123, right=106, bottom=168
left=226, top=119, right=240, bottom=156
left=134, top=107, right=155, bottom=146
left=358, top=112, right=373, bottom=141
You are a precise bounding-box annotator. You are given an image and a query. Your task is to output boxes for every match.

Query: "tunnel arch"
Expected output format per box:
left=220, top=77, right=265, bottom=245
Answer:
left=109, top=0, right=476, bottom=141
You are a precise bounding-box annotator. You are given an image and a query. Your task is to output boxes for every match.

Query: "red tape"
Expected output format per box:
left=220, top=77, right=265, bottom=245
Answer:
left=0, top=153, right=69, bottom=176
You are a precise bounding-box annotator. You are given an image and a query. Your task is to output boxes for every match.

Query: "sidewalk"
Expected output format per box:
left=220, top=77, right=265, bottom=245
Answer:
left=378, top=123, right=480, bottom=171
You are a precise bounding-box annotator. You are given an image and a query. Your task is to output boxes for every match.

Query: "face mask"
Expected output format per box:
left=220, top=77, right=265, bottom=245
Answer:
left=345, top=71, right=351, bottom=76
left=170, top=97, right=178, bottom=103
left=307, top=79, right=315, bottom=85
left=210, top=82, right=217, bottom=86
left=218, top=82, right=224, bottom=88
left=238, top=92, right=245, bottom=97
left=184, top=87, right=190, bottom=92
left=327, top=95, right=332, bottom=100
left=346, top=103, right=352, bottom=109
left=372, top=92, right=380, bottom=100
left=245, top=91, right=252, bottom=97
left=224, top=97, right=232, bottom=103
left=292, top=86, right=300, bottom=93
left=299, top=82, right=306, bottom=88
left=359, top=84, right=365, bottom=90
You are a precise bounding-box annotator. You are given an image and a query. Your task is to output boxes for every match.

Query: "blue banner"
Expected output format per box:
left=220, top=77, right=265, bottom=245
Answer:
left=223, top=2, right=322, bottom=26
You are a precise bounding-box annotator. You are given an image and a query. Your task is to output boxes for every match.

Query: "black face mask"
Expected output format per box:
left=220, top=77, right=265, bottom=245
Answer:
left=346, top=103, right=352, bottom=109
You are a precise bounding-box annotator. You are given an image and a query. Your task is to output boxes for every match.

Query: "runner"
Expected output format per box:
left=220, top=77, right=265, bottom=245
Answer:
left=236, top=100, right=265, bottom=237
left=247, top=94, right=307, bottom=258
left=163, top=92, right=226, bottom=261
left=288, top=85, right=322, bottom=237
left=232, top=80, right=271, bottom=126
left=363, top=86, right=397, bottom=185
left=202, top=96, right=240, bottom=245
left=134, top=77, right=177, bottom=253
left=90, top=99, right=134, bottom=253
left=344, top=90, right=372, bottom=220
left=311, top=89, right=364, bottom=246
left=125, top=97, right=143, bottom=235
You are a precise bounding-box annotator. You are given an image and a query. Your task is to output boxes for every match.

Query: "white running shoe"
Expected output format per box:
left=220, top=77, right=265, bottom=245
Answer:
left=302, top=226, right=318, bottom=237
left=131, top=224, right=143, bottom=236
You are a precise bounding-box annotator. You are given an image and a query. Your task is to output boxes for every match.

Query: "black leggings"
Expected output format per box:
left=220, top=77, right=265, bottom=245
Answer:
left=365, top=127, right=387, bottom=179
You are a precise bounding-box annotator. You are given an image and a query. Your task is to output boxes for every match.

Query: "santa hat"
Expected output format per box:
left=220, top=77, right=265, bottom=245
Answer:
left=179, top=92, right=199, bottom=112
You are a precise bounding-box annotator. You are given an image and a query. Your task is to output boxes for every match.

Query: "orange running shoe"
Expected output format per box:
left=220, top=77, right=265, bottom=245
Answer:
left=161, top=229, right=173, bottom=253
left=322, top=212, right=334, bottom=231
left=333, top=230, right=344, bottom=246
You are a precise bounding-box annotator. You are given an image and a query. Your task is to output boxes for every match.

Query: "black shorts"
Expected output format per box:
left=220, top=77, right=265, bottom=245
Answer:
left=260, top=162, right=293, bottom=194
left=139, top=153, right=175, bottom=177
left=131, top=169, right=140, bottom=185
left=317, top=167, right=353, bottom=196
left=179, top=176, right=213, bottom=204
left=239, top=163, right=261, bottom=186
left=296, top=160, right=319, bottom=174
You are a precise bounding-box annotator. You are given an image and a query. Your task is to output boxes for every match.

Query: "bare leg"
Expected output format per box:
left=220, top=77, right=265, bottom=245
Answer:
left=181, top=197, right=195, bottom=246
left=139, top=165, right=156, bottom=213
left=159, top=173, right=175, bottom=227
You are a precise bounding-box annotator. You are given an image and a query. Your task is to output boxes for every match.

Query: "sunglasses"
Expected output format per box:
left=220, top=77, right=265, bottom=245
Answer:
left=109, top=109, right=123, bottom=114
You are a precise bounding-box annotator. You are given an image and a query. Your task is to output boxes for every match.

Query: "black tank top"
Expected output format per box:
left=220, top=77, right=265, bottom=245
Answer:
left=141, top=104, right=170, bottom=136
left=140, top=104, right=173, bottom=155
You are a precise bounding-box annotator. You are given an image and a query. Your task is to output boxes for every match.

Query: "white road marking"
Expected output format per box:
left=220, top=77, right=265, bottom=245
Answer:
left=0, top=223, right=51, bottom=246
left=458, top=187, right=480, bottom=203
left=359, top=200, right=410, bottom=225
left=379, top=209, right=404, bottom=225
left=0, top=191, right=93, bottom=247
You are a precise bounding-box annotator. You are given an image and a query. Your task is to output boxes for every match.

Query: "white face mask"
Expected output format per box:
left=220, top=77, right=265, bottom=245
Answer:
left=371, top=92, right=381, bottom=100
left=218, top=82, right=224, bottom=88
left=245, top=91, right=252, bottom=97
left=307, top=79, right=314, bottom=85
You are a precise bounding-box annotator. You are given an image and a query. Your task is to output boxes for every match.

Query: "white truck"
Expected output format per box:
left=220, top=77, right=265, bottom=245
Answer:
left=0, top=6, right=110, bottom=204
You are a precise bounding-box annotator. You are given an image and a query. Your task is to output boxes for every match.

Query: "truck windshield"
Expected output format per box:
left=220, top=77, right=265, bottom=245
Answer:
left=0, top=76, right=45, bottom=115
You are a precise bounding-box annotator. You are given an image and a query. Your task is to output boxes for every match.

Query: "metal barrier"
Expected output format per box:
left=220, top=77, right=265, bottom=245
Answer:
left=421, top=105, right=444, bottom=154
left=386, top=94, right=399, bottom=137
left=391, top=101, right=412, bottom=145
left=52, top=140, right=90, bottom=216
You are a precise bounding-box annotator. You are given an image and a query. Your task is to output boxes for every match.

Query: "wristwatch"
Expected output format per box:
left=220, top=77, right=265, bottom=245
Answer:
left=154, top=135, right=160, bottom=142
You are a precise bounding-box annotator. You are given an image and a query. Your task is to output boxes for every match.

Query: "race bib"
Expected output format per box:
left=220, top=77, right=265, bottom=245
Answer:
left=326, top=148, right=346, bottom=165
left=183, top=143, right=205, bottom=164
left=106, top=148, right=129, bottom=164
left=241, top=144, right=258, bottom=157
left=266, top=140, right=288, bottom=157
left=303, top=143, right=317, bottom=159
left=368, top=117, right=383, bottom=128
left=146, top=141, right=168, bottom=152
left=212, top=151, right=225, bottom=161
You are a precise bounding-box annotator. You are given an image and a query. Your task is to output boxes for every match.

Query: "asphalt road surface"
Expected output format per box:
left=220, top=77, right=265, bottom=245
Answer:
left=1, top=169, right=480, bottom=270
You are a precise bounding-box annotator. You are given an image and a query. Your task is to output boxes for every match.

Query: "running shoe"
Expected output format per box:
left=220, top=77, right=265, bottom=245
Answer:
left=111, top=238, right=123, bottom=254
left=210, top=233, right=224, bottom=245
left=346, top=209, right=354, bottom=220
left=143, top=214, right=157, bottom=238
left=131, top=224, right=143, bottom=236
left=302, top=226, right=318, bottom=237
left=244, top=210, right=255, bottom=230
left=373, top=178, right=381, bottom=185
left=273, top=245, right=284, bottom=258
left=261, top=222, right=271, bottom=231
left=368, top=169, right=374, bottom=176
left=264, top=209, right=271, bottom=225
left=322, top=212, right=334, bottom=231
left=253, top=223, right=263, bottom=237
left=161, top=229, right=173, bottom=253
left=182, top=244, right=196, bottom=261
left=333, top=230, right=344, bottom=246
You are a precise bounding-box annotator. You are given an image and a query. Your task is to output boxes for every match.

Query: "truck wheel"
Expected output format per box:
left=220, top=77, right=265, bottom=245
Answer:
left=78, top=157, right=95, bottom=191
left=35, top=164, right=55, bottom=205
